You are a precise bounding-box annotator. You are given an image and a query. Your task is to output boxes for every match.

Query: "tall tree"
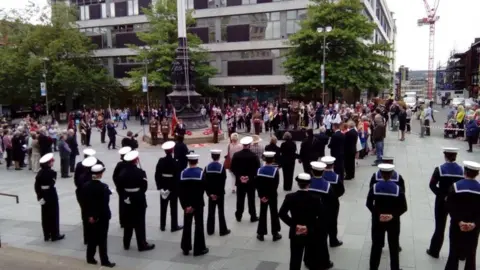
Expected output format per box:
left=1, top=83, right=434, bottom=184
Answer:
left=128, top=0, right=217, bottom=96
left=283, top=0, right=393, bottom=100
left=0, top=3, right=121, bottom=111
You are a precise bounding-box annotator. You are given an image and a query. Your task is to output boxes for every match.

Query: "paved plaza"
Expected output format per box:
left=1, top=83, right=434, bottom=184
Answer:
left=0, top=113, right=479, bottom=270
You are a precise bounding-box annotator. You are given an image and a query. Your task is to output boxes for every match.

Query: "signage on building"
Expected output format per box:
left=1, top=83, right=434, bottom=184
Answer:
left=40, top=82, right=46, bottom=97
left=142, top=76, right=148, bottom=93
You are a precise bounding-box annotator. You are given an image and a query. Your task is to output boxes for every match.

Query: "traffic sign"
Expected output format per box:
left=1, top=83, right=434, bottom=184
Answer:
left=40, top=82, right=46, bottom=96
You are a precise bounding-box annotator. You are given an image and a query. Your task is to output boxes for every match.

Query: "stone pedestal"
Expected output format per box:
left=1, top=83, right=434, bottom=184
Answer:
left=167, top=37, right=207, bottom=130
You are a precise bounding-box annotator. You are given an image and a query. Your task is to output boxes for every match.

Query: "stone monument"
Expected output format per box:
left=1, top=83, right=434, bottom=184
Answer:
left=167, top=0, right=207, bottom=129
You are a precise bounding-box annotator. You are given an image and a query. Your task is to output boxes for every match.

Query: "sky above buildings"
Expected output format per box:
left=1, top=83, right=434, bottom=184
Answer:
left=2, top=0, right=480, bottom=71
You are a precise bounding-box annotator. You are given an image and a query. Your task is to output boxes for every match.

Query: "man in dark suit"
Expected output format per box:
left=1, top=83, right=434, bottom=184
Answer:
left=344, top=121, right=358, bottom=180
left=328, top=123, right=345, bottom=180
left=66, top=129, right=79, bottom=173
left=175, top=119, right=186, bottom=138
left=314, top=126, right=329, bottom=159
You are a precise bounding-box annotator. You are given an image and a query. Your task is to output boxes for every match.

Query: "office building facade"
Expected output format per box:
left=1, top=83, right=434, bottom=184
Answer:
left=64, top=0, right=395, bottom=100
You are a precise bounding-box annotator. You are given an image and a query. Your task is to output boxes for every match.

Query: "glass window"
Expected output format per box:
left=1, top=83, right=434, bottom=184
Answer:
left=134, top=0, right=139, bottom=15
left=187, top=0, right=194, bottom=9
left=85, top=6, right=90, bottom=20
left=286, top=10, right=296, bottom=20
left=272, top=21, right=280, bottom=38
left=110, top=2, right=115, bottom=17
left=298, top=9, right=307, bottom=20
left=286, top=20, right=295, bottom=35
left=128, top=0, right=134, bottom=15
left=80, top=6, right=85, bottom=20
left=101, top=3, right=107, bottom=18
left=270, top=12, right=280, bottom=21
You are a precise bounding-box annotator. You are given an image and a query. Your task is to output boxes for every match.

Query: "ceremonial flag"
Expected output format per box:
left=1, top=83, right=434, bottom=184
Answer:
left=171, top=108, right=178, bottom=136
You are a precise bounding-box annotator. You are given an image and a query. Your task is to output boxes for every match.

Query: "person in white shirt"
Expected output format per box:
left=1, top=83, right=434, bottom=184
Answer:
left=424, top=104, right=435, bottom=136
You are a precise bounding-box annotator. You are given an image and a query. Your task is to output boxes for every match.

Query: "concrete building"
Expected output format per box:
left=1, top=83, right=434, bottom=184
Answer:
left=396, top=66, right=428, bottom=97
left=61, top=0, right=396, bottom=100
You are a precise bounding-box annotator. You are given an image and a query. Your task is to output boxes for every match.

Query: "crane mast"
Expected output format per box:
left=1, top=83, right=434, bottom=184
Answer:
left=417, top=0, right=440, bottom=100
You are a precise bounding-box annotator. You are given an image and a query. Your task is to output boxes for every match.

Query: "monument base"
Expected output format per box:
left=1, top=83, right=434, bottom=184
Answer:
left=143, top=130, right=226, bottom=145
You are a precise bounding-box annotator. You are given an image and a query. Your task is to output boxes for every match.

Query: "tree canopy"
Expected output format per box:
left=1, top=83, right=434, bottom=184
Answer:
left=128, top=0, right=217, bottom=96
left=283, top=0, right=393, bottom=100
left=0, top=3, right=121, bottom=112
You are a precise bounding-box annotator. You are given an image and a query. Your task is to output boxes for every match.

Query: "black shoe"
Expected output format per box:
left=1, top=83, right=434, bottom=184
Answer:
left=220, top=229, right=231, bottom=236
left=207, top=231, right=214, bottom=236
left=257, top=235, right=265, bottom=241
left=160, top=227, right=165, bottom=232
left=426, top=249, right=439, bottom=259
left=101, top=262, right=116, bottom=268
left=324, top=261, right=334, bottom=269
left=330, top=240, right=343, bottom=248
left=86, top=259, right=98, bottom=265
left=182, top=250, right=190, bottom=256
left=250, top=216, right=259, bottom=222
left=44, top=237, right=50, bottom=242
left=193, top=248, right=209, bottom=256
left=138, top=243, right=155, bottom=252
left=171, top=225, right=183, bottom=232
left=51, top=234, right=65, bottom=241
left=467, top=149, right=473, bottom=153
left=272, top=233, right=282, bottom=242
left=399, top=246, right=402, bottom=252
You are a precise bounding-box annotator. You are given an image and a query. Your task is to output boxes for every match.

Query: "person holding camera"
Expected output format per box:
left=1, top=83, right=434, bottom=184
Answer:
left=121, top=131, right=139, bottom=150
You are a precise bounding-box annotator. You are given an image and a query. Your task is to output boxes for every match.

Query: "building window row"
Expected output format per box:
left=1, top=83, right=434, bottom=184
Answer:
left=77, top=0, right=150, bottom=20
left=190, top=0, right=291, bottom=10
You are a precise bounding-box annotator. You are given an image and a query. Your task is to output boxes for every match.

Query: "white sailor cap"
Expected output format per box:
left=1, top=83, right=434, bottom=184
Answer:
left=442, top=147, right=459, bottom=153
left=161, top=141, right=175, bottom=150
left=296, top=173, right=311, bottom=182
left=124, top=150, right=139, bottom=162
left=263, top=151, right=276, bottom=158
left=83, top=148, right=96, bottom=156
left=82, top=156, right=98, bottom=168
left=118, top=146, right=132, bottom=155
left=463, top=161, right=480, bottom=171
left=210, top=149, right=222, bottom=154
left=382, top=156, right=394, bottom=162
left=39, top=153, right=54, bottom=164
left=320, top=156, right=336, bottom=164
left=91, top=164, right=105, bottom=174
left=240, top=136, right=253, bottom=145
left=187, top=154, right=200, bottom=160
left=310, top=161, right=327, bottom=171
left=378, top=163, right=395, bottom=172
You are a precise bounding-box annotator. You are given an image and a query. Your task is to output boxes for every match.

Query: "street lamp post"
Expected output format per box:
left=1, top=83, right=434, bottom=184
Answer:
left=42, top=57, right=50, bottom=116
left=317, top=26, right=332, bottom=104
left=142, top=59, right=151, bottom=135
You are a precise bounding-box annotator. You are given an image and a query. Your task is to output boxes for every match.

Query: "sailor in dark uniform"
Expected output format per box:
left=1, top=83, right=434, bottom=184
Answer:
left=34, top=153, right=65, bottom=242
left=320, top=156, right=344, bottom=247
left=82, top=164, right=116, bottom=268
left=179, top=154, right=209, bottom=256
left=112, top=146, right=132, bottom=228
left=174, top=135, right=190, bottom=170
left=205, top=149, right=230, bottom=236
left=119, top=150, right=155, bottom=252
left=230, top=136, right=260, bottom=222
left=367, top=164, right=408, bottom=270
left=74, top=148, right=97, bottom=184
left=305, top=161, right=334, bottom=269
left=75, top=156, right=98, bottom=245
left=444, top=161, right=480, bottom=270
left=279, top=173, right=325, bottom=270
left=368, top=156, right=405, bottom=252
left=427, top=147, right=464, bottom=259
left=154, top=141, right=182, bottom=232
left=255, top=151, right=282, bottom=241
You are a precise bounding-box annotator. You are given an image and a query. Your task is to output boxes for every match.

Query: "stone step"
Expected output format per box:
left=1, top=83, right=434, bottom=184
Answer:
left=0, top=245, right=116, bottom=270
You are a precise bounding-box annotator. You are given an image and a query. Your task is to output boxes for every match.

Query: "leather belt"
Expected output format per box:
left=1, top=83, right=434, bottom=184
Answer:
left=124, top=188, right=140, bottom=192
left=41, top=186, right=50, bottom=190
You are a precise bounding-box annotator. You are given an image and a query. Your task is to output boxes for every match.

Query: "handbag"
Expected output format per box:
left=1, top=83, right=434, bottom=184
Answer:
left=223, top=144, right=232, bottom=169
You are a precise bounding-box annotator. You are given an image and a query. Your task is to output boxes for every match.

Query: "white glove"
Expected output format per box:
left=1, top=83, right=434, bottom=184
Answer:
left=38, top=198, right=46, bottom=205
left=124, top=197, right=131, bottom=205
left=109, top=188, right=116, bottom=194
left=160, top=189, right=170, bottom=200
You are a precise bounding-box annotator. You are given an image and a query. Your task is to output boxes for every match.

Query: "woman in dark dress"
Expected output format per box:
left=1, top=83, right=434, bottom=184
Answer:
left=398, top=105, right=407, bottom=141
left=280, top=132, right=297, bottom=191
left=11, top=131, right=23, bottom=170
left=264, top=135, right=281, bottom=166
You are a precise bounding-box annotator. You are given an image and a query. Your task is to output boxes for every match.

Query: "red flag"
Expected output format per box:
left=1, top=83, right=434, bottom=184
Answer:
left=171, top=108, right=178, bottom=136
left=253, top=99, right=258, bottom=112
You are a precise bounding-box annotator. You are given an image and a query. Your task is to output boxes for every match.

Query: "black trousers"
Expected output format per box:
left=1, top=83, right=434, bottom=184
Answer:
left=406, top=118, right=411, bottom=132
left=467, top=136, right=478, bottom=151
left=69, top=154, right=76, bottom=173
left=41, top=201, right=60, bottom=239
left=108, top=135, right=116, bottom=149
left=334, top=159, right=344, bottom=180
left=425, top=119, right=431, bottom=136
left=235, top=184, right=257, bottom=220
left=100, top=130, right=106, bottom=143
left=328, top=200, right=340, bottom=244
left=118, top=195, right=125, bottom=227
left=86, top=131, right=91, bottom=146
left=444, top=225, right=479, bottom=270
left=207, top=196, right=228, bottom=235
left=5, top=148, right=12, bottom=168
left=86, top=220, right=110, bottom=264
left=75, top=190, right=88, bottom=244
left=282, top=164, right=295, bottom=191
left=123, top=207, right=147, bottom=249
left=370, top=218, right=401, bottom=270
left=289, top=236, right=309, bottom=270
left=257, top=197, right=280, bottom=235
left=301, top=161, right=311, bottom=175
left=304, top=229, right=330, bottom=269
left=428, top=196, right=448, bottom=256
left=344, top=153, right=355, bottom=179
left=60, top=157, right=69, bottom=177
left=160, top=193, right=178, bottom=230
left=151, top=133, right=158, bottom=145
left=181, top=207, right=207, bottom=253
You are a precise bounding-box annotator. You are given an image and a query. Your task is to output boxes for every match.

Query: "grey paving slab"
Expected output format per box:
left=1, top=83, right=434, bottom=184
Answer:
left=1, top=119, right=480, bottom=269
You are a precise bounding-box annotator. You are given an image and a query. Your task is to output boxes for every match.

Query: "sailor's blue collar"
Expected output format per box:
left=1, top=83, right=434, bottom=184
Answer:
left=375, top=170, right=399, bottom=182
left=438, top=162, right=464, bottom=178
left=373, top=181, right=399, bottom=197
left=454, top=179, right=480, bottom=195
left=181, top=167, right=203, bottom=181
left=206, top=161, right=223, bottom=174
left=257, top=165, right=278, bottom=178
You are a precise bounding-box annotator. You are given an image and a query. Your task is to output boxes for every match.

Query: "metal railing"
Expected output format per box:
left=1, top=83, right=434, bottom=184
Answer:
left=0, top=193, right=19, bottom=247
